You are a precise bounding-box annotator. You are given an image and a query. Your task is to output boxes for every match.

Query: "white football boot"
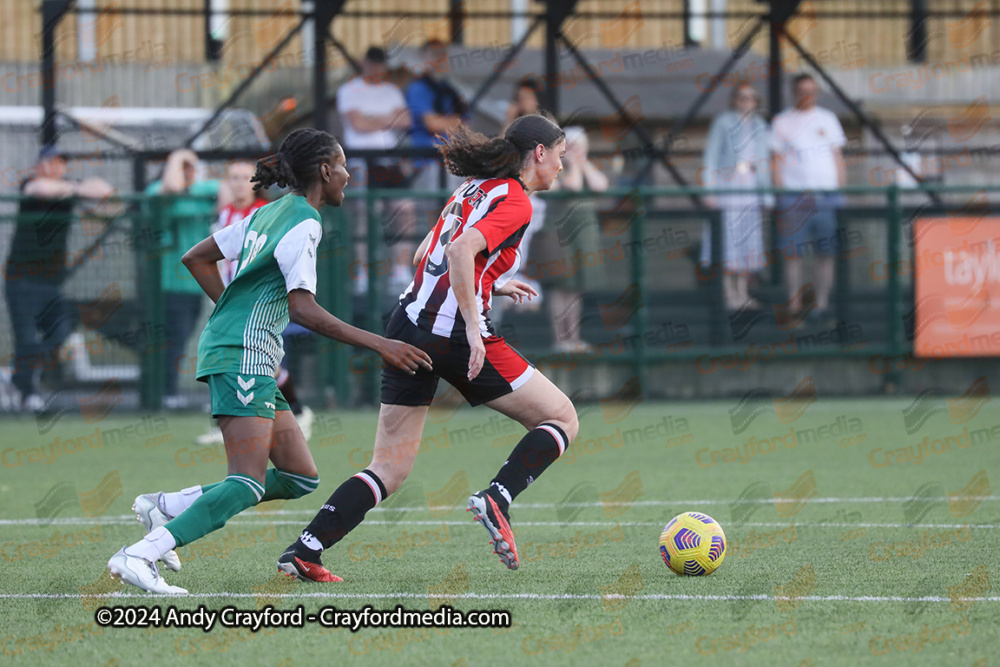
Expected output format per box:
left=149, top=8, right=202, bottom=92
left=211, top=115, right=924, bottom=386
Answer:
left=108, top=546, right=187, bottom=595
left=132, top=494, right=182, bottom=572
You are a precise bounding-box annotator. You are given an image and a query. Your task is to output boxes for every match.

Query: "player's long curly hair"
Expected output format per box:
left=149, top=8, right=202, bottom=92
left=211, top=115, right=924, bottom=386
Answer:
left=251, top=128, right=340, bottom=191
left=439, top=113, right=564, bottom=180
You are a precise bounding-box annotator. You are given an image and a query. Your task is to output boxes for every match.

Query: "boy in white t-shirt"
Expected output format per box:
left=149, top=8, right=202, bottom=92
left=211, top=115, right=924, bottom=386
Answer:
left=771, top=73, right=846, bottom=319
left=337, top=46, right=415, bottom=296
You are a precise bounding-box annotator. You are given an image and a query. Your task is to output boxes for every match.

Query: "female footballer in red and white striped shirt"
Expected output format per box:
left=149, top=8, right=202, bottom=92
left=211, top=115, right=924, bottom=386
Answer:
left=279, top=114, right=579, bottom=579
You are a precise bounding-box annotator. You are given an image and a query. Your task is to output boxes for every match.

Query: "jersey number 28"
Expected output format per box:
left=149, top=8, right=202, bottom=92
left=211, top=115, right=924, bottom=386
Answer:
left=237, top=230, right=268, bottom=276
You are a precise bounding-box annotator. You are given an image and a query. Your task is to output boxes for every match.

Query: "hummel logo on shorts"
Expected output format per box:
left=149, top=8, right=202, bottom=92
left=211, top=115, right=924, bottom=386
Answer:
left=236, top=375, right=255, bottom=406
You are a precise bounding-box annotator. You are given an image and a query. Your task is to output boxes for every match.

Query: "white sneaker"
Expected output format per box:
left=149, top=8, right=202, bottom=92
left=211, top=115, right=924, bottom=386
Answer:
left=108, top=546, right=187, bottom=595
left=164, top=395, right=188, bottom=410
left=195, top=425, right=224, bottom=446
left=132, top=494, right=181, bottom=572
left=22, top=394, right=44, bottom=412
left=296, top=406, right=314, bottom=442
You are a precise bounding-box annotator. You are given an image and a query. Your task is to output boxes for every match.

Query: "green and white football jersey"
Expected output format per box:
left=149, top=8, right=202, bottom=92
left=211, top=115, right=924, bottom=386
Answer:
left=195, top=195, right=322, bottom=380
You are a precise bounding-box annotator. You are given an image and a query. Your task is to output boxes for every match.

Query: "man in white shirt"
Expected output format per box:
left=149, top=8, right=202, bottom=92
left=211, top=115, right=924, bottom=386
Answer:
left=337, top=46, right=414, bottom=296
left=338, top=47, right=411, bottom=166
left=771, top=73, right=846, bottom=319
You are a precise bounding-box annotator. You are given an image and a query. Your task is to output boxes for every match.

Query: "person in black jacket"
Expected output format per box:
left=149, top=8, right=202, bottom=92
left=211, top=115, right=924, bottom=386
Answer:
left=3, top=145, right=114, bottom=410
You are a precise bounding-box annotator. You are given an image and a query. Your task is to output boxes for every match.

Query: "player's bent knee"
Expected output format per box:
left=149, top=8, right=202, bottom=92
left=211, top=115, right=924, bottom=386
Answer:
left=560, top=410, right=580, bottom=443
left=367, top=462, right=409, bottom=497
left=379, top=469, right=409, bottom=497
left=551, top=394, right=579, bottom=442
left=543, top=409, right=579, bottom=444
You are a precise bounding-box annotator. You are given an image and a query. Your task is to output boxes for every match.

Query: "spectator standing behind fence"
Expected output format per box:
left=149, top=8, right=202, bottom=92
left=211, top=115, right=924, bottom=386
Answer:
left=699, top=85, right=773, bottom=312
left=3, top=145, right=114, bottom=411
left=338, top=46, right=415, bottom=296
left=406, top=39, right=468, bottom=196
left=506, top=76, right=542, bottom=127
left=501, top=77, right=547, bottom=318
left=539, top=127, right=607, bottom=352
left=146, top=148, right=223, bottom=410
left=771, top=73, right=846, bottom=321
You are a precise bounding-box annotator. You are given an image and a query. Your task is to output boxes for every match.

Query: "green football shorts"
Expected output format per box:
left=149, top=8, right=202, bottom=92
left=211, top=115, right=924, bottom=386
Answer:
left=204, top=373, right=290, bottom=419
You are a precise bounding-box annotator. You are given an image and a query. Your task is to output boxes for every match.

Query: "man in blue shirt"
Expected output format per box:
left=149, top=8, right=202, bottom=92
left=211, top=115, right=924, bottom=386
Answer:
left=406, top=39, right=469, bottom=197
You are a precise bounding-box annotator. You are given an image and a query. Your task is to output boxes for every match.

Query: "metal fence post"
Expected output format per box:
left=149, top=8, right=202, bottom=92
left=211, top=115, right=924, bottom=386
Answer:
left=632, top=190, right=648, bottom=393
left=366, top=188, right=381, bottom=404
left=709, top=203, right=725, bottom=346
left=886, top=184, right=903, bottom=358
left=139, top=196, right=165, bottom=410
left=332, top=206, right=352, bottom=405
left=317, top=206, right=350, bottom=407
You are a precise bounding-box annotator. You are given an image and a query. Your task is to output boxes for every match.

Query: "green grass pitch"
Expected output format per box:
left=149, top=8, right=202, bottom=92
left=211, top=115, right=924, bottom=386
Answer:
left=1, top=399, right=998, bottom=666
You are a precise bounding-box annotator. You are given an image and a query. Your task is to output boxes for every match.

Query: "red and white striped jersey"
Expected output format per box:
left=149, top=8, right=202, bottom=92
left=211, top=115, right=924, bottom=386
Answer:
left=401, top=177, right=532, bottom=338
left=216, top=197, right=269, bottom=285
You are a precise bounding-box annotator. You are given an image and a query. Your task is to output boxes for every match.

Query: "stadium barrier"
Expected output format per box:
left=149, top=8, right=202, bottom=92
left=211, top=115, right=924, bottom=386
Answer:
left=0, top=183, right=994, bottom=409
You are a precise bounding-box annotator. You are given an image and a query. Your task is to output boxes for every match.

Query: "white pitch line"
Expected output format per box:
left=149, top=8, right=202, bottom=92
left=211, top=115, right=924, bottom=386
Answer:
left=462, top=497, right=1000, bottom=508
left=382, top=497, right=997, bottom=509
left=206, top=520, right=1000, bottom=530
left=1, top=592, right=999, bottom=603
left=0, top=516, right=996, bottom=530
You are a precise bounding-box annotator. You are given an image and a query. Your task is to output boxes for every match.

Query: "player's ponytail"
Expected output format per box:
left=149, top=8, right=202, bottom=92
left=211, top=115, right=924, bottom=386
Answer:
left=252, top=128, right=340, bottom=191
left=439, top=113, right=564, bottom=180
left=251, top=153, right=298, bottom=190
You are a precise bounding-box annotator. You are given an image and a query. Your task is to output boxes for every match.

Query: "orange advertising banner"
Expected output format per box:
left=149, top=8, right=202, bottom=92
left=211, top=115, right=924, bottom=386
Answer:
left=914, top=217, right=1000, bottom=357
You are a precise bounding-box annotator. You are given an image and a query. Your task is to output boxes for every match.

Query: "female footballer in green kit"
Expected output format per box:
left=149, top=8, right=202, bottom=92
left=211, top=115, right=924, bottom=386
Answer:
left=107, top=129, right=431, bottom=593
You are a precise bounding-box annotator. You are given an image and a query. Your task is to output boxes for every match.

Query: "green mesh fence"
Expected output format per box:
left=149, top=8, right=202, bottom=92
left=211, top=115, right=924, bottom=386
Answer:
left=0, top=184, right=995, bottom=411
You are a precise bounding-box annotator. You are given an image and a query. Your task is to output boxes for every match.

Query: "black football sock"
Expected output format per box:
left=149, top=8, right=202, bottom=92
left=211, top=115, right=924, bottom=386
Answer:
left=487, top=423, right=569, bottom=512
left=292, top=469, right=387, bottom=555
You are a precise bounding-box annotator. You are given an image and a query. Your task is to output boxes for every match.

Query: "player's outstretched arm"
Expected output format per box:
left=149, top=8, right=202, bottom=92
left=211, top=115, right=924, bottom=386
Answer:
left=181, top=236, right=227, bottom=303
left=287, top=289, right=432, bottom=375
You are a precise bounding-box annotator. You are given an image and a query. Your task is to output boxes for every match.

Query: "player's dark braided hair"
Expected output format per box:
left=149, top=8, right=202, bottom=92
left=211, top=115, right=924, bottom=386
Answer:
left=439, top=113, right=564, bottom=180
left=251, top=128, right=340, bottom=191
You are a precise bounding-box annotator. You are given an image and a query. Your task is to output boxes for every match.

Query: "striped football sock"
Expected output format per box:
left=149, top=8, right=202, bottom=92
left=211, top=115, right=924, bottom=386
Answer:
left=487, top=423, right=569, bottom=511
left=260, top=468, right=320, bottom=501
left=293, top=469, right=386, bottom=553
left=162, top=474, right=263, bottom=548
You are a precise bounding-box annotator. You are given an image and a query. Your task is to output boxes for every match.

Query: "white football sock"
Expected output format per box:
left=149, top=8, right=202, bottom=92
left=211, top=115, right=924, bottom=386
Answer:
left=126, top=526, right=177, bottom=563
left=159, top=486, right=203, bottom=518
